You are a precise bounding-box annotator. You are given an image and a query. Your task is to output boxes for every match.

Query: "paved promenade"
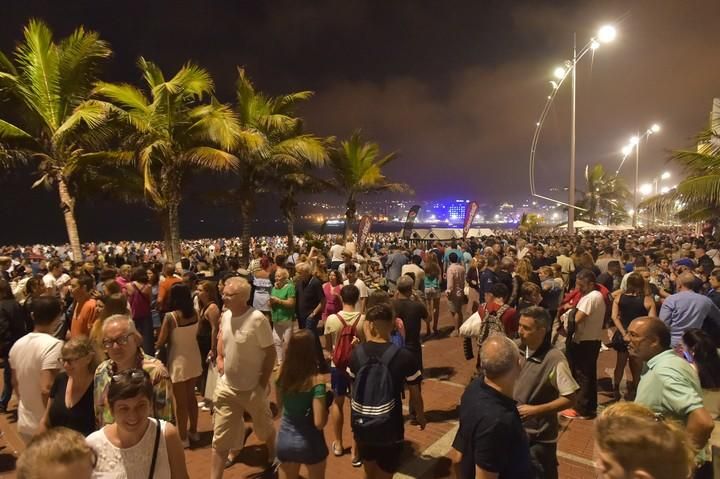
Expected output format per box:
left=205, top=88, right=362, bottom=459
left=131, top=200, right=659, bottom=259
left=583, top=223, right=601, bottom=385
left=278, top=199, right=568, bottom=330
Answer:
left=0, top=298, right=617, bottom=478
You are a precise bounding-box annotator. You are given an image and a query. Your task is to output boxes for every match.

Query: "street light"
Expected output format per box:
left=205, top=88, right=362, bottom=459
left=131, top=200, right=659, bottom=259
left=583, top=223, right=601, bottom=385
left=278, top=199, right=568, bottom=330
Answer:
left=529, top=24, right=619, bottom=234
left=639, top=183, right=653, bottom=196
left=661, top=171, right=671, bottom=180
left=620, top=123, right=661, bottom=227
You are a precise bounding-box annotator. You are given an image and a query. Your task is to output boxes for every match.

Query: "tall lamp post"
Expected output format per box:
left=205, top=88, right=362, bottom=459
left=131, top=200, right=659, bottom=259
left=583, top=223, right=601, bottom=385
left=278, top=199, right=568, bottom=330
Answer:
left=622, top=123, right=660, bottom=227
left=529, top=24, right=618, bottom=234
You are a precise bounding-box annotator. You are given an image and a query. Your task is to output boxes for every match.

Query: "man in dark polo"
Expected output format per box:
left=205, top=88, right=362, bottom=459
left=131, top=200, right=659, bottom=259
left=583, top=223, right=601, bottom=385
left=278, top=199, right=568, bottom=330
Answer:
left=515, top=306, right=579, bottom=479
left=451, top=335, right=533, bottom=478
left=294, top=261, right=326, bottom=371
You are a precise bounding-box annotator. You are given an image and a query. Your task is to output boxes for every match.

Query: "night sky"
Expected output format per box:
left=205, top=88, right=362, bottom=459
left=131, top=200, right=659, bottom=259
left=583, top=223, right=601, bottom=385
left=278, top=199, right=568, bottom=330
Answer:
left=2, top=0, right=719, bottom=243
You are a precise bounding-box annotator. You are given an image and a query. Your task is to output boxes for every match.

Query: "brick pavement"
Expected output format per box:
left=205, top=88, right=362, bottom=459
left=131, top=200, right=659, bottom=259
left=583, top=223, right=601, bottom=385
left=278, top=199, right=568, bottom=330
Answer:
left=0, top=298, right=623, bottom=478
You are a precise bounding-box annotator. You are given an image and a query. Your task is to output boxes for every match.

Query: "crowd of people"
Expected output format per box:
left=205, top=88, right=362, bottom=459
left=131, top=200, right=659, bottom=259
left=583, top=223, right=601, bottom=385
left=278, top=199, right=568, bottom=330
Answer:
left=1, top=228, right=719, bottom=478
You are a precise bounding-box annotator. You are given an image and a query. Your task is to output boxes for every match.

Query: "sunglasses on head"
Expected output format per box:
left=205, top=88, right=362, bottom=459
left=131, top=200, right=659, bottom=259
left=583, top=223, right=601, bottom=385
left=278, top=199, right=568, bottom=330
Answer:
left=110, top=368, right=146, bottom=383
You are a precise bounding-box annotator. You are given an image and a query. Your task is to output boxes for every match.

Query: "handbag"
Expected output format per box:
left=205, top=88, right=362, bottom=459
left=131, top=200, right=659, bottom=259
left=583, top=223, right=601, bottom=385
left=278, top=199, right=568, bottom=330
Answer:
left=459, top=311, right=483, bottom=338
left=156, top=312, right=174, bottom=365
left=148, top=418, right=161, bottom=479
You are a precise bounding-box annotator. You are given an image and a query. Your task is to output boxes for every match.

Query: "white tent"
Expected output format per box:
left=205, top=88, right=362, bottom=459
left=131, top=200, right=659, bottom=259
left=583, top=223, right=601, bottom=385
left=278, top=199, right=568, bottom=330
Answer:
left=408, top=227, right=495, bottom=240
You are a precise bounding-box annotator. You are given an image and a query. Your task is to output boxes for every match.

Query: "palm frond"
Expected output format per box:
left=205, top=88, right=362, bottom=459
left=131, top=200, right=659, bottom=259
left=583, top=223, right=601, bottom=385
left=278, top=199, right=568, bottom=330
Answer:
left=270, top=91, right=314, bottom=114
left=53, top=100, right=110, bottom=144
left=0, top=119, right=32, bottom=139
left=14, top=19, right=62, bottom=130
left=137, top=57, right=165, bottom=90
left=184, top=146, right=239, bottom=170
left=57, top=26, right=111, bottom=117
left=188, top=98, right=242, bottom=150
left=158, top=63, right=213, bottom=99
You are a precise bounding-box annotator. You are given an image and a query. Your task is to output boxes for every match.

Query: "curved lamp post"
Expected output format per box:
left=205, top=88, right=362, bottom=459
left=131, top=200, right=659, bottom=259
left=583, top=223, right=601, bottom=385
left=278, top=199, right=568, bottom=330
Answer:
left=529, top=24, right=617, bottom=234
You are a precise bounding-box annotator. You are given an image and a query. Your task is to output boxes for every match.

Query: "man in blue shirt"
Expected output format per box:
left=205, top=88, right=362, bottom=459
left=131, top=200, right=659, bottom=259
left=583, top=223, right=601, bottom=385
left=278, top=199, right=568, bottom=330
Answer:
left=659, top=272, right=720, bottom=347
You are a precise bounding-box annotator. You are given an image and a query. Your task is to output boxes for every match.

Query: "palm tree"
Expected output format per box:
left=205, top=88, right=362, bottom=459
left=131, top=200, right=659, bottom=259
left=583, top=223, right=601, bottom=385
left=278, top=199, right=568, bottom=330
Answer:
left=227, top=68, right=327, bottom=263
left=0, top=20, right=112, bottom=260
left=92, top=58, right=246, bottom=261
left=576, top=164, right=630, bottom=225
left=641, top=121, right=720, bottom=224
left=328, top=131, right=411, bottom=239
left=276, top=169, right=329, bottom=253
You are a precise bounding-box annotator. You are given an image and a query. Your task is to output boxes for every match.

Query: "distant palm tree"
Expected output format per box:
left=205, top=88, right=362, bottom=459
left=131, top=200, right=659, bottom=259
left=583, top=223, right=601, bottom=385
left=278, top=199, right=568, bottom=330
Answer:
left=328, top=131, right=410, bottom=239
left=641, top=122, right=720, bottom=223
left=0, top=20, right=112, bottom=260
left=576, top=164, right=630, bottom=225
left=92, top=58, right=246, bottom=261
left=276, top=169, right=329, bottom=253
left=226, top=68, right=327, bottom=263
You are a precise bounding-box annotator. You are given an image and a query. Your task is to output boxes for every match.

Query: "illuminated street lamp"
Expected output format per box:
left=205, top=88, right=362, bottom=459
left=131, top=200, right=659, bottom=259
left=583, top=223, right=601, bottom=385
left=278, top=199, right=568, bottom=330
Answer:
left=530, top=24, right=618, bottom=234
left=617, top=123, right=661, bottom=227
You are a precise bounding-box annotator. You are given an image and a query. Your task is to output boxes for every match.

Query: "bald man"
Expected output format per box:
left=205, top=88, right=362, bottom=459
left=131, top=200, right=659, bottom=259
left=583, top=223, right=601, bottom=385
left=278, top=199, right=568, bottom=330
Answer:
left=451, top=335, right=533, bottom=479
left=626, top=316, right=714, bottom=457
left=659, top=272, right=720, bottom=346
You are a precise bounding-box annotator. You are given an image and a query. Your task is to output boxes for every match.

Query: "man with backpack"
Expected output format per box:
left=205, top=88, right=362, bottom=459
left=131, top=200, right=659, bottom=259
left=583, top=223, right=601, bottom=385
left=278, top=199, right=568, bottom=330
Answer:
left=323, top=284, right=364, bottom=464
left=349, top=303, right=426, bottom=478
left=473, top=283, right=518, bottom=371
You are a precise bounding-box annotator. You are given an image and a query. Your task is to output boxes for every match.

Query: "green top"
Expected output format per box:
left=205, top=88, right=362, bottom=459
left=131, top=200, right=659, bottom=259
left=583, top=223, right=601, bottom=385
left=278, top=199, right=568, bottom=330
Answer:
left=280, top=383, right=326, bottom=417
left=271, top=282, right=296, bottom=323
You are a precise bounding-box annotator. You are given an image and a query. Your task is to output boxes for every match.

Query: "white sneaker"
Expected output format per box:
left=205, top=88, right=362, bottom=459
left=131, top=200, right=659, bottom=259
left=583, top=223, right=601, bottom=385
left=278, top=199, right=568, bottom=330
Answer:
left=197, top=400, right=206, bottom=408
left=189, top=431, right=201, bottom=442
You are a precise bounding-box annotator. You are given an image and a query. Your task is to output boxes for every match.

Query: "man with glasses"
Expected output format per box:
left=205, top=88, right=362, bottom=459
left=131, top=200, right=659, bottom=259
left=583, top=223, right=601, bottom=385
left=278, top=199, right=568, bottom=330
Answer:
left=9, top=296, right=63, bottom=443
left=211, top=276, right=277, bottom=479
left=93, top=314, right=174, bottom=427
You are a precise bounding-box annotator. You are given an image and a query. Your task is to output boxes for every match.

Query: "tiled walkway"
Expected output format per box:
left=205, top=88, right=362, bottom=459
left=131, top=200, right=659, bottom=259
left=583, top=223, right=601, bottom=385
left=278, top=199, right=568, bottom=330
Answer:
left=0, top=299, right=619, bottom=478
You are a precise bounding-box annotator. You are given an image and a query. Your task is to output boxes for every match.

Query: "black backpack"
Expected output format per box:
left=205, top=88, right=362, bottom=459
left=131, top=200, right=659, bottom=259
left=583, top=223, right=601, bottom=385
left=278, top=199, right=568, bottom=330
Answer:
left=351, top=344, right=401, bottom=444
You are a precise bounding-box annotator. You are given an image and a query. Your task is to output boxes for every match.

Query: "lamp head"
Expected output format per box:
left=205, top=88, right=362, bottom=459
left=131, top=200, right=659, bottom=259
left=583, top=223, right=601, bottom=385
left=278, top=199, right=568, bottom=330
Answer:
left=598, top=25, right=617, bottom=43
left=661, top=171, right=671, bottom=180
left=622, top=145, right=633, bottom=156
left=630, top=136, right=640, bottom=146
left=553, top=66, right=566, bottom=80
left=651, top=123, right=661, bottom=133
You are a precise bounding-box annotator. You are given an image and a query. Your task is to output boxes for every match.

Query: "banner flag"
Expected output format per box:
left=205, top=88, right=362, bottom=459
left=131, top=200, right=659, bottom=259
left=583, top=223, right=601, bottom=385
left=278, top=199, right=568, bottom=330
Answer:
left=357, top=215, right=372, bottom=246
left=463, top=201, right=479, bottom=239
left=401, top=205, right=421, bottom=240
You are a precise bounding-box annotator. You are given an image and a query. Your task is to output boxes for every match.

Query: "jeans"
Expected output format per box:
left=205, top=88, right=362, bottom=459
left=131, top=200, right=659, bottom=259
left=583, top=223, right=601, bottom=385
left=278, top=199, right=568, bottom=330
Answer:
left=304, top=316, right=327, bottom=371
left=567, top=340, right=600, bottom=417
left=0, top=362, right=11, bottom=407
left=529, top=441, right=558, bottom=479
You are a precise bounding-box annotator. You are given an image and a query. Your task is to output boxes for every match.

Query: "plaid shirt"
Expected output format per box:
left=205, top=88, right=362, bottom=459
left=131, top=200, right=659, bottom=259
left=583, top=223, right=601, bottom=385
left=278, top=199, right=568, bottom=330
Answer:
left=94, top=351, right=175, bottom=427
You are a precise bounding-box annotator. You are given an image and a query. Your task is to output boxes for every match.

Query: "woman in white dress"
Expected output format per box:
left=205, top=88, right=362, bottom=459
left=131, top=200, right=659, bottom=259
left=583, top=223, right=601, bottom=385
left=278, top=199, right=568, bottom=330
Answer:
left=86, top=369, right=188, bottom=479
left=155, top=283, right=202, bottom=448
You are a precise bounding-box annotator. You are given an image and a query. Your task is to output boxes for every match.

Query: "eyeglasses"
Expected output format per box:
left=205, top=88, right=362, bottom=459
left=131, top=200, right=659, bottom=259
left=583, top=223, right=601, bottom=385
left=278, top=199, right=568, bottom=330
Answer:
left=58, top=356, right=81, bottom=365
left=110, top=368, right=146, bottom=383
left=102, top=333, right=133, bottom=349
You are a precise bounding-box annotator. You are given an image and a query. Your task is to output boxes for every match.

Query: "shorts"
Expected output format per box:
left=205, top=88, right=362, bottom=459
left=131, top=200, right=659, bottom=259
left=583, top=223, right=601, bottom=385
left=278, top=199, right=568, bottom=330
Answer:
left=357, top=441, right=404, bottom=473
left=330, top=367, right=351, bottom=396
left=448, top=296, right=464, bottom=313
left=424, top=287, right=439, bottom=300
left=212, top=378, right=274, bottom=451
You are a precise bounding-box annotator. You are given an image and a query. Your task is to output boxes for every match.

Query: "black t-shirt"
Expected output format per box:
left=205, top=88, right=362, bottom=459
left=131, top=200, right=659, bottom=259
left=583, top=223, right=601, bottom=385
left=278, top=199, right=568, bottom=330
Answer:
left=392, top=298, right=427, bottom=363
left=452, top=378, right=533, bottom=479
left=48, top=372, right=95, bottom=437
left=349, top=341, right=421, bottom=442
left=296, top=276, right=324, bottom=321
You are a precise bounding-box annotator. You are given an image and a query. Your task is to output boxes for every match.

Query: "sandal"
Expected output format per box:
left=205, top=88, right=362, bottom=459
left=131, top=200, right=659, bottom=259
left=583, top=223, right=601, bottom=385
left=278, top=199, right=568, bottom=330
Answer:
left=332, top=441, right=344, bottom=457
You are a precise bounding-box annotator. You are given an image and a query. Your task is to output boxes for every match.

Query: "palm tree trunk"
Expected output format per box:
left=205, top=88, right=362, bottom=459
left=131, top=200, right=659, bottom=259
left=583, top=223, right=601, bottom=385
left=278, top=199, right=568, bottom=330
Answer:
left=157, top=209, right=172, bottom=261
left=344, top=196, right=356, bottom=241
left=167, top=200, right=181, bottom=263
left=286, top=211, right=295, bottom=254
left=57, top=176, right=82, bottom=261
left=239, top=198, right=254, bottom=267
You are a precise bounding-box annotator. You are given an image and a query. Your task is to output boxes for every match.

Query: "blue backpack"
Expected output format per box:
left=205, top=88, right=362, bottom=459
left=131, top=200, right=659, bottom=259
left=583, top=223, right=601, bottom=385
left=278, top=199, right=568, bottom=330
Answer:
left=351, top=344, right=401, bottom=443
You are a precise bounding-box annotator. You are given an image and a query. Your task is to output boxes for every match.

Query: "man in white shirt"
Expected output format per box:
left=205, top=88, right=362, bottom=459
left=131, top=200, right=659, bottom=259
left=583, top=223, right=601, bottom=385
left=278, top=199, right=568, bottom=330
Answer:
left=9, top=296, right=62, bottom=443
left=342, top=264, right=368, bottom=313
left=329, top=237, right=345, bottom=271
left=42, top=259, right=64, bottom=297
left=561, top=269, right=605, bottom=420
left=211, top=277, right=276, bottom=479
left=401, top=255, right=425, bottom=292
